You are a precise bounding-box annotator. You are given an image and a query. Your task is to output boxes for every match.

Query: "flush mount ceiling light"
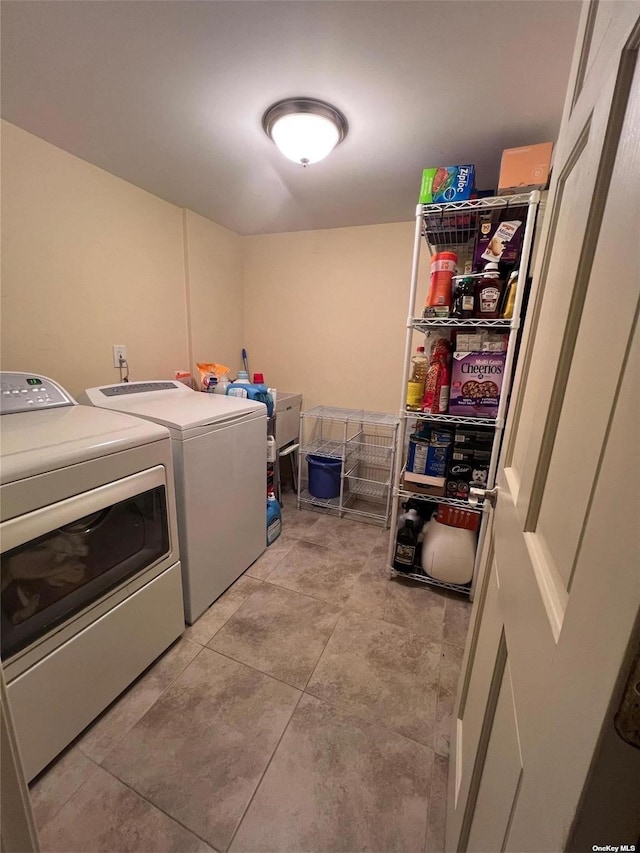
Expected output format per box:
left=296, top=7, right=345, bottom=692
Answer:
left=262, top=98, right=348, bottom=166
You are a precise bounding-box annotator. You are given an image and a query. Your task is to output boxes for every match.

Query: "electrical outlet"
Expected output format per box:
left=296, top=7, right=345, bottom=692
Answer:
left=112, top=345, right=127, bottom=368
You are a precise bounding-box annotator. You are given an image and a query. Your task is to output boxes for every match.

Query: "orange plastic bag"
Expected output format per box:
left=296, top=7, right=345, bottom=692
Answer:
left=196, top=362, right=230, bottom=391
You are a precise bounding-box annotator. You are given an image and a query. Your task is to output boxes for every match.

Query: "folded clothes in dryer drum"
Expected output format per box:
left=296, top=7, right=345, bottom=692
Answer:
left=2, top=535, right=88, bottom=587
left=2, top=535, right=88, bottom=623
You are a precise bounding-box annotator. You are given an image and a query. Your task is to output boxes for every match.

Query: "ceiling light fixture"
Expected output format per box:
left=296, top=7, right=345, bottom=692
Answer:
left=262, top=98, right=348, bottom=167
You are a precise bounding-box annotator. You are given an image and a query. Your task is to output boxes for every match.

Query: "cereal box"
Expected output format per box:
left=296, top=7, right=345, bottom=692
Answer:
left=419, top=166, right=475, bottom=203
left=473, top=211, right=524, bottom=271
left=449, top=352, right=506, bottom=418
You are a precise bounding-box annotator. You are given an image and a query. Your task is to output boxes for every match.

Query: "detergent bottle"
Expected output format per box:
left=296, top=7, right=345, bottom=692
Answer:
left=226, top=380, right=274, bottom=416
left=266, top=495, right=282, bottom=545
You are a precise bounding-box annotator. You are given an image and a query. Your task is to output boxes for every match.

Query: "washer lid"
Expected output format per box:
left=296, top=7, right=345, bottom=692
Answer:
left=0, top=405, right=170, bottom=484
left=80, top=382, right=265, bottom=430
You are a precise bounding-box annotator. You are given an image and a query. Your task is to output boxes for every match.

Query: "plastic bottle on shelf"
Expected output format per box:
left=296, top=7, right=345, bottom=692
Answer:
left=406, top=346, right=429, bottom=411
left=474, top=262, right=506, bottom=319
left=266, top=494, right=282, bottom=546
left=396, top=507, right=423, bottom=534
left=423, top=251, right=458, bottom=318
left=235, top=370, right=250, bottom=384
left=421, top=338, right=452, bottom=415
left=393, top=519, right=418, bottom=572
left=267, top=435, right=277, bottom=463
left=501, top=270, right=519, bottom=319
left=452, top=276, right=476, bottom=319
left=214, top=375, right=230, bottom=394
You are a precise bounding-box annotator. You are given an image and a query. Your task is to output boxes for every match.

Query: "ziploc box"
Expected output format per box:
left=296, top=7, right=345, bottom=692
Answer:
left=449, top=352, right=506, bottom=418
left=419, top=166, right=475, bottom=204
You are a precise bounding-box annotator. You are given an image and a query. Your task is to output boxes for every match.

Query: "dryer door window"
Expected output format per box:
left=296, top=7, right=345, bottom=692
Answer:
left=1, top=482, right=169, bottom=660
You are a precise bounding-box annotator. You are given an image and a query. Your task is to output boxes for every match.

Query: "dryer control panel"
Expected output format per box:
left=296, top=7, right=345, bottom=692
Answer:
left=0, top=372, right=76, bottom=413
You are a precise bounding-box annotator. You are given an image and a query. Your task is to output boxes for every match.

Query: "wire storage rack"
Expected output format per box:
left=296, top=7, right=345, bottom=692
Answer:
left=422, top=193, right=532, bottom=269
left=297, top=406, right=400, bottom=526
left=388, top=191, right=541, bottom=599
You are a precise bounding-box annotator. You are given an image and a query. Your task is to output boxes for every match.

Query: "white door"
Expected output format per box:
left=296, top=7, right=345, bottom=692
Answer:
left=446, top=3, right=640, bottom=851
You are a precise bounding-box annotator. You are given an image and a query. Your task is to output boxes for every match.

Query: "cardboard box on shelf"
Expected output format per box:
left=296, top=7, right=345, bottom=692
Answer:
left=449, top=351, right=506, bottom=418
left=419, top=165, right=475, bottom=203
left=436, top=504, right=480, bottom=532
left=402, top=471, right=446, bottom=497
left=498, top=142, right=553, bottom=194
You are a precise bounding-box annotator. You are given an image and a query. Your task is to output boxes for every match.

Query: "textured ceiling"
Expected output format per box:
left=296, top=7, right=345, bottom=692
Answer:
left=1, top=1, right=581, bottom=234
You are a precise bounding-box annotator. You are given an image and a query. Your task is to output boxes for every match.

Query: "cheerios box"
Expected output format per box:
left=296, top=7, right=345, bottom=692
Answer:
left=449, top=352, right=506, bottom=418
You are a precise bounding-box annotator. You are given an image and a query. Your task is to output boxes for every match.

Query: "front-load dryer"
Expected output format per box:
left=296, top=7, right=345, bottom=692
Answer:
left=0, top=372, right=184, bottom=780
left=79, top=381, right=267, bottom=623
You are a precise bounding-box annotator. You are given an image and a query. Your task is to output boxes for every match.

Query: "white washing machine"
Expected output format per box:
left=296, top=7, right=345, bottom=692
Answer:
left=0, top=373, right=185, bottom=781
left=80, top=381, right=267, bottom=623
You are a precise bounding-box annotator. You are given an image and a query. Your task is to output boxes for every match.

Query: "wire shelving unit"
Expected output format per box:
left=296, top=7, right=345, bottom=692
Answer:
left=297, top=406, right=400, bottom=526
left=388, top=191, right=541, bottom=598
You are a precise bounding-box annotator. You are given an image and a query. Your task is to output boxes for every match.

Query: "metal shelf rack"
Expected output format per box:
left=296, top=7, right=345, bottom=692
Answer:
left=297, top=406, right=400, bottom=526
left=389, top=567, right=472, bottom=596
left=388, top=191, right=541, bottom=598
left=412, top=318, right=512, bottom=330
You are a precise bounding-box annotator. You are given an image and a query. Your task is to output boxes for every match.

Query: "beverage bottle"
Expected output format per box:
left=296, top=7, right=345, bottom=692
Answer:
left=422, top=338, right=452, bottom=415
left=393, top=519, right=418, bottom=572
left=452, top=276, right=476, bottom=319
left=406, top=346, right=429, bottom=411
left=396, top=507, right=423, bottom=534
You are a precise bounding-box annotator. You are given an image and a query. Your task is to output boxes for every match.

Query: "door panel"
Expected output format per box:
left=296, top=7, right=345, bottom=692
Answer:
left=509, top=51, right=629, bottom=523
left=449, top=548, right=502, bottom=837
left=447, top=3, right=640, bottom=849
left=466, top=661, right=522, bottom=853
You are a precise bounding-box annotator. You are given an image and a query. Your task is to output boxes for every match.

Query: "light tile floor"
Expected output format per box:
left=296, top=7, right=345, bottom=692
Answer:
left=30, top=491, right=471, bottom=853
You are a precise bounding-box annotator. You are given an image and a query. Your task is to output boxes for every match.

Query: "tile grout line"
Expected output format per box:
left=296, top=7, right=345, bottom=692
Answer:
left=423, top=745, right=438, bottom=853
left=29, top=750, right=102, bottom=836
left=432, top=639, right=448, bottom=763
left=224, top=690, right=306, bottom=853
left=200, top=644, right=309, bottom=694
left=190, top=580, right=266, bottom=647
left=300, top=600, right=347, bottom=693
left=255, top=574, right=352, bottom=611
left=77, top=643, right=205, bottom=765
left=302, top=678, right=441, bottom=755
left=300, top=689, right=440, bottom=757
left=97, top=763, right=223, bottom=853
left=245, top=538, right=297, bottom=582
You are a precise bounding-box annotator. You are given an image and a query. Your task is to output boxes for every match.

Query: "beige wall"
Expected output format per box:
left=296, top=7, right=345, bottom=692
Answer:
left=1, top=121, right=189, bottom=398
left=242, top=224, right=426, bottom=412
left=1, top=122, right=420, bottom=413
left=183, top=209, right=244, bottom=383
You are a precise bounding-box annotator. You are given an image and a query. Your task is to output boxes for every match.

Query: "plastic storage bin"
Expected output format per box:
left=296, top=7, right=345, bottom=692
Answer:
left=307, top=454, right=342, bottom=499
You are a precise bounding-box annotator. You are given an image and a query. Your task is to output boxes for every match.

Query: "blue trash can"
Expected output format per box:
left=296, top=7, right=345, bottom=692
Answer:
left=307, top=454, right=342, bottom=499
